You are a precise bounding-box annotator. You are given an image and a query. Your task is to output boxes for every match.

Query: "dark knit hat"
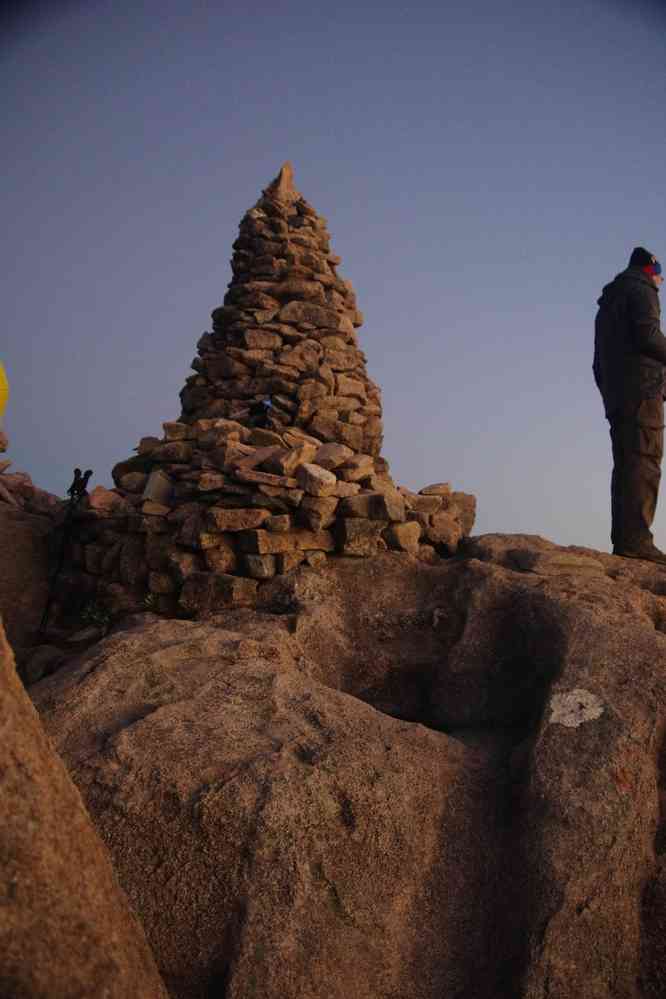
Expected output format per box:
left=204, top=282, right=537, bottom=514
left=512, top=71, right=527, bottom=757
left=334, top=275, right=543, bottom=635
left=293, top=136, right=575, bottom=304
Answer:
left=630, top=246, right=661, bottom=273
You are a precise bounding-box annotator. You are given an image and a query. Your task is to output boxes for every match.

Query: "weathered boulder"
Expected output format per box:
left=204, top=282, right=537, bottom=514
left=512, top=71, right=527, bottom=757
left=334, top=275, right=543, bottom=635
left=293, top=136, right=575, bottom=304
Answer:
left=33, top=605, right=464, bottom=999
left=384, top=520, right=421, bottom=553
left=338, top=490, right=405, bottom=522
left=0, top=619, right=167, bottom=999
left=296, top=462, right=338, bottom=497
left=179, top=571, right=258, bottom=615
left=335, top=516, right=387, bottom=555
left=0, top=506, right=52, bottom=652
left=87, top=484, right=133, bottom=517
left=32, top=535, right=666, bottom=999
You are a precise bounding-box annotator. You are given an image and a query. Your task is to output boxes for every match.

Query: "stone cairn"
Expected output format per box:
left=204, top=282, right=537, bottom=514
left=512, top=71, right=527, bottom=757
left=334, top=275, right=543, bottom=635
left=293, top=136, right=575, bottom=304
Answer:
left=58, top=164, right=475, bottom=621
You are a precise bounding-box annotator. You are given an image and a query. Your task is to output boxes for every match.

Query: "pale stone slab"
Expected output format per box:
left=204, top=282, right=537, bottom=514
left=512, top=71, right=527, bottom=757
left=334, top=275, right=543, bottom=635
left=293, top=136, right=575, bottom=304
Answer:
left=234, top=469, right=299, bottom=489
left=257, top=484, right=304, bottom=508
left=410, top=494, right=444, bottom=515
left=304, top=551, right=327, bottom=568
left=335, top=518, right=387, bottom=556
left=333, top=480, right=361, bottom=498
left=385, top=521, right=422, bottom=554
left=239, top=529, right=335, bottom=555
left=426, top=511, right=463, bottom=552
left=262, top=442, right=318, bottom=476
left=163, top=422, right=193, bottom=441
left=243, top=554, right=277, bottom=579
left=206, top=508, right=272, bottom=533
left=339, top=492, right=405, bottom=523
left=142, top=502, right=171, bottom=517
left=265, top=515, right=292, bottom=532
left=419, top=483, right=451, bottom=497
left=299, top=495, right=339, bottom=531
left=313, top=443, right=354, bottom=470
left=247, top=428, right=285, bottom=447
left=296, top=463, right=337, bottom=497
left=198, top=473, right=229, bottom=492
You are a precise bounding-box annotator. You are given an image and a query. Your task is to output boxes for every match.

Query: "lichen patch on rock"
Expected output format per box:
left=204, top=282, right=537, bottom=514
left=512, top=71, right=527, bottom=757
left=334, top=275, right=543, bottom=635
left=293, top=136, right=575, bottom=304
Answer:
left=548, top=687, right=604, bottom=728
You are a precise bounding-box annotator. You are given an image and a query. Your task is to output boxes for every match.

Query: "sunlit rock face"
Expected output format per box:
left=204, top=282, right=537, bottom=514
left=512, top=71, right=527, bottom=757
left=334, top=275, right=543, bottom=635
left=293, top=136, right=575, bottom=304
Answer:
left=32, top=534, right=666, bottom=999
left=52, top=164, right=474, bottom=622
left=0, top=620, right=168, bottom=999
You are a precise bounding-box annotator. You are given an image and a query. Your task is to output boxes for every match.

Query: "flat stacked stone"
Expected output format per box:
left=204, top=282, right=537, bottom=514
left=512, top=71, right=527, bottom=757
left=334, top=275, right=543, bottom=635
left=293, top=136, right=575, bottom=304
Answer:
left=58, top=165, right=475, bottom=621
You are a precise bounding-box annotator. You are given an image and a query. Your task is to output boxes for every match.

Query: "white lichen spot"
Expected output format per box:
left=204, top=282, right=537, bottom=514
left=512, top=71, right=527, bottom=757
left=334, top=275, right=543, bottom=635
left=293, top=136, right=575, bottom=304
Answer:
left=548, top=688, right=604, bottom=728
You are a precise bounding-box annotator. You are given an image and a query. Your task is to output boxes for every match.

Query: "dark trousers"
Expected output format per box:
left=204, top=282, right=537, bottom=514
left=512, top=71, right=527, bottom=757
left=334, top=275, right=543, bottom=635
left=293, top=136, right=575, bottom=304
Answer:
left=609, top=398, right=664, bottom=549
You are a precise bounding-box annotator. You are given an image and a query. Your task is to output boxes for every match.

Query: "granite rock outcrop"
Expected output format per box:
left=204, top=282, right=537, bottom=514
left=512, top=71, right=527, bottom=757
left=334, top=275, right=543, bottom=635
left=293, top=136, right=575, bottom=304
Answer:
left=0, top=618, right=168, bottom=999
left=0, top=507, right=52, bottom=654
left=32, top=535, right=666, bottom=999
left=0, top=432, right=66, bottom=655
left=0, top=443, right=63, bottom=517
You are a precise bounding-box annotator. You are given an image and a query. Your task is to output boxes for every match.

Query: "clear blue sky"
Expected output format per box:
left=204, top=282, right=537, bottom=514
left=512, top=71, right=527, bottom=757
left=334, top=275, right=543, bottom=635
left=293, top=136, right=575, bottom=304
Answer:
left=3, top=0, right=665, bottom=551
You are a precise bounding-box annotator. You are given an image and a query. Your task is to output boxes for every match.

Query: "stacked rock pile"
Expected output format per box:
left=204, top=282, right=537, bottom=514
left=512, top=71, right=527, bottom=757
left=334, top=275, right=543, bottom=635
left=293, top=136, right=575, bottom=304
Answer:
left=180, top=160, right=382, bottom=455
left=58, top=165, right=475, bottom=621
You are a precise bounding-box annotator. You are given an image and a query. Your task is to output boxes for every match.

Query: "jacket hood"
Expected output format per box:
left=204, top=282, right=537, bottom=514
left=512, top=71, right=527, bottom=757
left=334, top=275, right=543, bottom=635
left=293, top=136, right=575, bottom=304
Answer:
left=597, top=266, right=656, bottom=307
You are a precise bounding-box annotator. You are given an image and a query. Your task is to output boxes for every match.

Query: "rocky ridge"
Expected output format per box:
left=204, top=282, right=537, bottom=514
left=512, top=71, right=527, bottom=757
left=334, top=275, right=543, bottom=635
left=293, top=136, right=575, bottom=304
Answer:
left=30, top=534, right=666, bottom=999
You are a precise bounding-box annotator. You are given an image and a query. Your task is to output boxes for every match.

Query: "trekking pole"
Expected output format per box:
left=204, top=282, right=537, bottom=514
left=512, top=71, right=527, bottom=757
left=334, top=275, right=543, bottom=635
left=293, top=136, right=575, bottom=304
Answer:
left=38, top=468, right=93, bottom=635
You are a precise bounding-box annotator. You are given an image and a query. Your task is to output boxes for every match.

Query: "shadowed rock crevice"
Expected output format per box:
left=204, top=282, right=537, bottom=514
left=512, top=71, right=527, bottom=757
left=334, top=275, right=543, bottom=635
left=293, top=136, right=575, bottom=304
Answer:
left=204, top=900, right=247, bottom=999
left=255, top=553, right=569, bottom=997
left=427, top=571, right=568, bottom=739
left=278, top=549, right=568, bottom=744
left=403, top=728, right=536, bottom=999
left=357, top=568, right=567, bottom=997
left=655, top=725, right=666, bottom=858
left=640, top=722, right=666, bottom=998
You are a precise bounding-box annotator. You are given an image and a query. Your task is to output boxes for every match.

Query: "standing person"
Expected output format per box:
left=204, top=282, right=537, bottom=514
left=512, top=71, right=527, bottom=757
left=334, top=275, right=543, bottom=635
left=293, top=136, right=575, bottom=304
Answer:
left=594, top=247, right=666, bottom=562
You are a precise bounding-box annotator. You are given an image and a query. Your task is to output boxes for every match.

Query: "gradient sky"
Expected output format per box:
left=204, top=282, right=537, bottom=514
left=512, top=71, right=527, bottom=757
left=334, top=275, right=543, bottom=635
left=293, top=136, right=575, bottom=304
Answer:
left=3, top=0, right=666, bottom=551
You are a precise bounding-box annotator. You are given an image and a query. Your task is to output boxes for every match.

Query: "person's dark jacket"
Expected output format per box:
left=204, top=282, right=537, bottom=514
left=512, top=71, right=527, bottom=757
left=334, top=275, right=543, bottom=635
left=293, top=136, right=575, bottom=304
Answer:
left=594, top=266, right=666, bottom=419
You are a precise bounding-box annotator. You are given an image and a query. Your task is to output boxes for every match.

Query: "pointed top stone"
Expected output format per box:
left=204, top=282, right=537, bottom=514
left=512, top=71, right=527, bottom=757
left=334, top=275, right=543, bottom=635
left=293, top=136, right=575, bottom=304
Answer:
left=264, top=161, right=299, bottom=203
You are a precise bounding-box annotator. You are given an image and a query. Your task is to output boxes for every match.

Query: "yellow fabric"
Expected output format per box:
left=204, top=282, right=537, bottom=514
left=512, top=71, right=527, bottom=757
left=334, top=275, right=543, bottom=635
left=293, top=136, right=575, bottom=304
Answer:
left=0, top=362, right=8, bottom=416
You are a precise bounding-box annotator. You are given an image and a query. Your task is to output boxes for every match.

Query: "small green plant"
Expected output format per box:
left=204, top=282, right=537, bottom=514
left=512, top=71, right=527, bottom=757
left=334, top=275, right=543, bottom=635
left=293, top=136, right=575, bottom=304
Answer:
left=81, top=600, right=111, bottom=634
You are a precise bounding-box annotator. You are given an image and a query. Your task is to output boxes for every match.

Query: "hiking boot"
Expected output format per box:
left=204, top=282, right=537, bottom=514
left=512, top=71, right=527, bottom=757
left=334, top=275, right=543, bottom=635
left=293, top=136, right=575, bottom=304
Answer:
left=612, top=541, right=666, bottom=566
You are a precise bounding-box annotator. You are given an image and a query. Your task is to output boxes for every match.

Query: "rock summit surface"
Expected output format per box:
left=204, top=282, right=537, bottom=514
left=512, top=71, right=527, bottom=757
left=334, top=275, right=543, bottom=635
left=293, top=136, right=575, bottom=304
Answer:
left=30, top=534, right=666, bottom=999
